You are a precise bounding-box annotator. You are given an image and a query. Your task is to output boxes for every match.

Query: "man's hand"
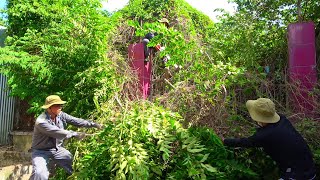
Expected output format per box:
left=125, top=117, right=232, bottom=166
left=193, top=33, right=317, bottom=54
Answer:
left=159, top=46, right=166, bottom=51
left=72, top=132, right=86, bottom=140
left=162, top=55, right=170, bottom=63
left=92, top=123, right=103, bottom=129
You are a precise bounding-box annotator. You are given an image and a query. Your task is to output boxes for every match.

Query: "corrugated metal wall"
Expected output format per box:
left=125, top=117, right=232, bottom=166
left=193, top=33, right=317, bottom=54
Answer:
left=0, top=74, right=15, bottom=145
left=0, top=26, right=16, bottom=145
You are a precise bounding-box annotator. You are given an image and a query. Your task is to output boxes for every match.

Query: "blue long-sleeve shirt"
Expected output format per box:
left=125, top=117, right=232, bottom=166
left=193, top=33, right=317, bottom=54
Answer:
left=31, top=111, right=95, bottom=150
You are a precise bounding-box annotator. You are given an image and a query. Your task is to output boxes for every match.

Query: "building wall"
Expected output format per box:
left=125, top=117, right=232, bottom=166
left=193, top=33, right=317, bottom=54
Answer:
left=0, top=74, right=16, bottom=145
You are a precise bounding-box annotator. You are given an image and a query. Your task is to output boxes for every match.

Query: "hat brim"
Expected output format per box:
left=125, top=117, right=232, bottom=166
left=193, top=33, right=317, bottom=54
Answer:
left=158, top=20, right=169, bottom=23
left=246, top=100, right=280, bottom=123
left=41, top=101, right=66, bottom=109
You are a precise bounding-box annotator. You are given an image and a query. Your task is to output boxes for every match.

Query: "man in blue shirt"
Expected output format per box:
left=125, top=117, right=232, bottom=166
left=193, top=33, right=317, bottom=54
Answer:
left=224, top=98, right=316, bottom=180
left=30, top=95, right=102, bottom=180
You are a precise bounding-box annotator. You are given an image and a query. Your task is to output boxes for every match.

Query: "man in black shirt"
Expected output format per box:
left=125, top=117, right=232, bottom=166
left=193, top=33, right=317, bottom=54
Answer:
left=142, top=18, right=170, bottom=62
left=224, top=98, right=316, bottom=180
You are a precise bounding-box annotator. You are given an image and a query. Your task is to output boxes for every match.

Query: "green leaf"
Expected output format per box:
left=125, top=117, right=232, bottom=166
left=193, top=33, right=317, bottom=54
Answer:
left=187, top=148, right=205, bottom=153
left=201, top=163, right=217, bottom=173
left=200, top=153, right=210, bottom=163
left=151, top=166, right=162, bottom=176
left=120, top=160, right=128, bottom=171
left=188, top=168, right=200, bottom=176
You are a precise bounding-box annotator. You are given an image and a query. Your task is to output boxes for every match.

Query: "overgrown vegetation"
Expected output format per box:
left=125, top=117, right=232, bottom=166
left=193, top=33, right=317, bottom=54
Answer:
left=0, top=0, right=125, bottom=117
left=64, top=102, right=256, bottom=179
left=0, top=0, right=319, bottom=179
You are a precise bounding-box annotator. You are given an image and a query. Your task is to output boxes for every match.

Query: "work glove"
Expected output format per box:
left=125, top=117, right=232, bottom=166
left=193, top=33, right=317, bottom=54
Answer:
left=72, top=132, right=86, bottom=140
left=159, top=46, right=166, bottom=51
left=162, top=55, right=170, bottom=63
left=92, top=122, right=103, bottom=129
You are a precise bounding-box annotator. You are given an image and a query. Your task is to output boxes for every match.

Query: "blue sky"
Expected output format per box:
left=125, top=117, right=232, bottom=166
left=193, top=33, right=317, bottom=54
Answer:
left=0, top=1, right=6, bottom=21
left=0, top=0, right=236, bottom=21
left=102, top=0, right=236, bottom=21
left=0, top=1, right=5, bottom=9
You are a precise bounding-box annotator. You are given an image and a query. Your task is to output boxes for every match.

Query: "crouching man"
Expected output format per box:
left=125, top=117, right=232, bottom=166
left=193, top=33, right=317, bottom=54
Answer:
left=30, top=95, right=102, bottom=180
left=223, top=98, right=316, bottom=180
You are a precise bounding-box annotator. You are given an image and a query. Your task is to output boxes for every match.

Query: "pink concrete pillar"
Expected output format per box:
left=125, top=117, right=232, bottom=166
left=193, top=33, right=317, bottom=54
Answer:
left=288, top=22, right=317, bottom=115
left=128, top=43, right=152, bottom=100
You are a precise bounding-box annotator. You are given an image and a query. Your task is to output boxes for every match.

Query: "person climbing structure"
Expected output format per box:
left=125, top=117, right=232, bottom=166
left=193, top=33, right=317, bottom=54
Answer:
left=142, top=18, right=170, bottom=62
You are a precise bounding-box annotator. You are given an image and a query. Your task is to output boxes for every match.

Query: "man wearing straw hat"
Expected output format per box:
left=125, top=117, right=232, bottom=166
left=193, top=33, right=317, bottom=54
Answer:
left=30, top=95, right=102, bottom=180
left=223, top=98, right=316, bottom=180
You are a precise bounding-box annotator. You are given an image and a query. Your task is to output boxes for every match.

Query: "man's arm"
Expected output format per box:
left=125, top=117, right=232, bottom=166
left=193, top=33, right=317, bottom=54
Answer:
left=60, top=112, right=99, bottom=128
left=223, top=133, right=262, bottom=148
left=36, top=120, right=74, bottom=139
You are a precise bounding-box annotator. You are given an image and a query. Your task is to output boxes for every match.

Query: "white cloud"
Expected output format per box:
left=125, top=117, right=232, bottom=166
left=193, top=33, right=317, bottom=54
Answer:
left=101, top=0, right=129, bottom=12
left=185, top=0, right=237, bottom=20
left=101, top=0, right=236, bottom=21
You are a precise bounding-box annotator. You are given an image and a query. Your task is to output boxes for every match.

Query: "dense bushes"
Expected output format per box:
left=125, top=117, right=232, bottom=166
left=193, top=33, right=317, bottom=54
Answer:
left=1, top=0, right=124, bottom=117
left=64, top=102, right=257, bottom=179
left=1, top=0, right=319, bottom=179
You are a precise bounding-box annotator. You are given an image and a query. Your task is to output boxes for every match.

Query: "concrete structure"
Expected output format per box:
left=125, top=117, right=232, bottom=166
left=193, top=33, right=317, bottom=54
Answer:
left=128, top=43, right=152, bottom=99
left=288, top=22, right=318, bottom=116
left=0, top=163, right=32, bottom=179
left=10, top=131, right=33, bottom=152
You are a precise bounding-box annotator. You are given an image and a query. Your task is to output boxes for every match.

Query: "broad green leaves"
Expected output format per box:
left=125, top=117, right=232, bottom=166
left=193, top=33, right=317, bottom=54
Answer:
left=1, top=0, right=121, bottom=116
left=70, top=102, right=255, bottom=179
left=2, top=0, right=318, bottom=179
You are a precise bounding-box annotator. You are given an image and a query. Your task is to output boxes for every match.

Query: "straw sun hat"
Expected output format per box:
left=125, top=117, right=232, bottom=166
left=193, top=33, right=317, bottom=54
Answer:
left=41, top=95, right=66, bottom=109
left=158, top=18, right=169, bottom=24
left=246, top=98, right=280, bottom=123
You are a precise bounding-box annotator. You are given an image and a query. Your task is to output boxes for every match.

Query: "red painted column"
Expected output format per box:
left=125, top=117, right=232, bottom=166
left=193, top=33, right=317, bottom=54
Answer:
left=128, top=43, right=152, bottom=100
left=288, top=22, right=317, bottom=115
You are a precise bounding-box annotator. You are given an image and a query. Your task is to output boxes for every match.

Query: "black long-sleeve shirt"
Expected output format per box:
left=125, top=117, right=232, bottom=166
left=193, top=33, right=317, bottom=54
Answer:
left=224, top=115, right=316, bottom=179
